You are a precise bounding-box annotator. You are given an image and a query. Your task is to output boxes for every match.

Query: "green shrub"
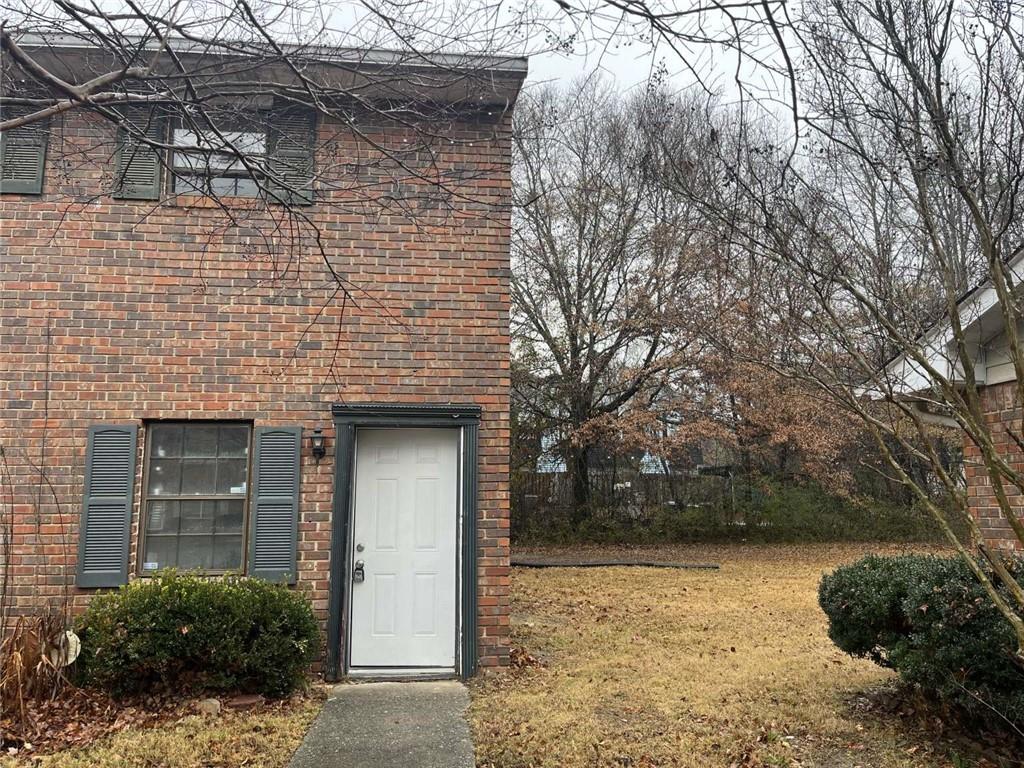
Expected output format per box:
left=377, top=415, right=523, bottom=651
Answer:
left=819, top=554, right=1024, bottom=727
left=77, top=571, right=320, bottom=698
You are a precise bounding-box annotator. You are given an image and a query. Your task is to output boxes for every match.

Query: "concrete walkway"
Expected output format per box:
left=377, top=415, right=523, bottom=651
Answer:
left=288, top=681, right=474, bottom=768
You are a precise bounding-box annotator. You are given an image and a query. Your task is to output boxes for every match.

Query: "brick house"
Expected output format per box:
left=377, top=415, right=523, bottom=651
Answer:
left=0, top=39, right=526, bottom=678
left=884, top=253, right=1024, bottom=551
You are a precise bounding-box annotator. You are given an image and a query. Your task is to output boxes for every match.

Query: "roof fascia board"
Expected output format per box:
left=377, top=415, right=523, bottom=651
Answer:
left=12, top=33, right=528, bottom=76
left=879, top=252, right=1024, bottom=396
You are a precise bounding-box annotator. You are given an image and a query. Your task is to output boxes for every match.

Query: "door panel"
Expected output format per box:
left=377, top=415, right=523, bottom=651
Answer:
left=349, top=428, right=459, bottom=669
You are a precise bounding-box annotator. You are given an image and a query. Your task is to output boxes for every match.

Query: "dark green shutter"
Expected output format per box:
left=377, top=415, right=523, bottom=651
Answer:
left=77, top=425, right=138, bottom=588
left=113, top=107, right=166, bottom=200
left=266, top=108, right=315, bottom=205
left=0, top=112, right=49, bottom=194
left=249, top=426, right=301, bottom=583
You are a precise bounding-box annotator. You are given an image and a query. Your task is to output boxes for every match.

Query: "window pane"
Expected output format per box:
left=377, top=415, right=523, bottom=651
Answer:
left=172, top=128, right=265, bottom=171
left=150, top=424, right=182, bottom=458
left=219, top=426, right=249, bottom=457
left=172, top=150, right=204, bottom=172
left=208, top=176, right=239, bottom=196
left=148, top=459, right=181, bottom=496
left=184, top=425, right=218, bottom=457
left=172, top=128, right=202, bottom=148
left=214, top=154, right=240, bottom=171
left=227, top=131, right=265, bottom=156
left=180, top=458, right=217, bottom=494
left=174, top=173, right=206, bottom=194
left=213, top=535, right=243, bottom=571
left=232, top=177, right=260, bottom=197
left=178, top=537, right=214, bottom=570
left=146, top=500, right=180, bottom=534
left=215, top=499, right=244, bottom=534
left=180, top=500, right=214, bottom=533
left=217, top=459, right=247, bottom=495
left=143, top=536, right=177, bottom=571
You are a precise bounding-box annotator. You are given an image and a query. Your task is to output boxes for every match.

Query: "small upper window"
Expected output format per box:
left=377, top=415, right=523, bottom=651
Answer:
left=171, top=123, right=267, bottom=197
left=141, top=422, right=251, bottom=573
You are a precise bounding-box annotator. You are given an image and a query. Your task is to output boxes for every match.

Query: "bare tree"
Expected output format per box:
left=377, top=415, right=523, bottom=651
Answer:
left=661, top=0, right=1024, bottom=655
left=510, top=80, right=718, bottom=517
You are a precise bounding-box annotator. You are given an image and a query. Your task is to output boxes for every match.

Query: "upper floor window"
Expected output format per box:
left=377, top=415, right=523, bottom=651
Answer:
left=130, top=106, right=314, bottom=204
left=1, top=104, right=315, bottom=202
left=171, top=123, right=267, bottom=197
left=1, top=102, right=315, bottom=204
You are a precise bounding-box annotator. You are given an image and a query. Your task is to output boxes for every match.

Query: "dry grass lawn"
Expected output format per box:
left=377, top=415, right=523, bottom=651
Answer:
left=471, top=543, right=960, bottom=768
left=2, top=695, right=323, bottom=768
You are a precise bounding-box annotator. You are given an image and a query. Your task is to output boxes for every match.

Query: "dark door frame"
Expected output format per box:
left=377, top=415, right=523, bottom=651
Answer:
left=324, top=403, right=480, bottom=680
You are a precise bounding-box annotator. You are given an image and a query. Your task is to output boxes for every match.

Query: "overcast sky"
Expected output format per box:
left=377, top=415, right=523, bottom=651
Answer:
left=514, top=5, right=788, bottom=109
left=528, top=40, right=661, bottom=90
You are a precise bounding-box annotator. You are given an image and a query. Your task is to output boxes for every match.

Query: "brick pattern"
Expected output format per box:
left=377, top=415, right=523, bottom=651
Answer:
left=965, top=381, right=1024, bottom=551
left=0, top=108, right=512, bottom=669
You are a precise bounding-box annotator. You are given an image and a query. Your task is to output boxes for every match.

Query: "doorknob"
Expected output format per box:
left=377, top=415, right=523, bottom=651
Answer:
left=353, top=560, right=365, bottom=583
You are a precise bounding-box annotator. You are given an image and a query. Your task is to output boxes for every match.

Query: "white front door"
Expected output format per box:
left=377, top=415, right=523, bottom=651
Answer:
left=349, top=428, right=459, bottom=670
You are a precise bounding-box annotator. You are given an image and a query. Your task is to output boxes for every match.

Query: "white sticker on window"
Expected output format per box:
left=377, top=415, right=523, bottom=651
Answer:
left=143, top=562, right=159, bottom=570
left=230, top=485, right=246, bottom=494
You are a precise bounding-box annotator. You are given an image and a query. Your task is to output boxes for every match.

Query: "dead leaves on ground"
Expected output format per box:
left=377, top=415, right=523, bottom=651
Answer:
left=1, top=687, right=316, bottom=761
left=470, top=543, right=1012, bottom=768
left=2, top=688, right=181, bottom=758
left=510, top=646, right=543, bottom=670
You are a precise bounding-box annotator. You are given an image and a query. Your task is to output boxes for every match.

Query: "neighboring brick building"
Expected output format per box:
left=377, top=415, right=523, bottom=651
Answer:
left=965, top=382, right=1024, bottom=550
left=1, top=40, right=525, bottom=677
left=885, top=255, right=1024, bottom=553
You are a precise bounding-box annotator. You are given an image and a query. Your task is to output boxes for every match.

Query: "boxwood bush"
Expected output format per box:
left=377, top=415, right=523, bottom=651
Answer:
left=77, top=571, right=320, bottom=698
left=819, top=554, right=1024, bottom=727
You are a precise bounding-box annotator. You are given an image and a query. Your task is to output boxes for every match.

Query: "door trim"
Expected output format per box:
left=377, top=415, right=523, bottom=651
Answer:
left=325, top=403, right=480, bottom=681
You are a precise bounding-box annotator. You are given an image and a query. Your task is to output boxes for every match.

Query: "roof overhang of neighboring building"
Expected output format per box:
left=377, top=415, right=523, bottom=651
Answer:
left=6, top=33, right=529, bottom=110
left=877, top=251, right=1024, bottom=397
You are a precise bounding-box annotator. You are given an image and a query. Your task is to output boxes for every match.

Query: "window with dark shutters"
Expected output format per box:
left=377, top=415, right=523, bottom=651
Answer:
left=0, top=112, right=49, bottom=195
left=77, top=425, right=138, bottom=588
left=249, top=427, right=301, bottom=584
left=165, top=106, right=314, bottom=203
left=266, top=108, right=316, bottom=205
left=113, top=107, right=167, bottom=200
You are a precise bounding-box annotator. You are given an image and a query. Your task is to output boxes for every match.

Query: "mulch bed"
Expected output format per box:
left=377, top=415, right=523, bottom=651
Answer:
left=2, top=688, right=186, bottom=757
left=1, top=688, right=273, bottom=759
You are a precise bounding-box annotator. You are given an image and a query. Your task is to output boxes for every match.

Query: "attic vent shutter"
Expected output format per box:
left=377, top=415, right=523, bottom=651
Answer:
left=113, top=107, right=166, bottom=199
left=0, top=112, right=49, bottom=194
left=77, top=425, right=138, bottom=588
left=249, top=427, right=301, bottom=584
left=266, top=108, right=315, bottom=205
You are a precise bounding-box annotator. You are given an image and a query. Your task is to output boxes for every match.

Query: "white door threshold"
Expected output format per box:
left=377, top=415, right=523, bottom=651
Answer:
left=346, top=667, right=457, bottom=681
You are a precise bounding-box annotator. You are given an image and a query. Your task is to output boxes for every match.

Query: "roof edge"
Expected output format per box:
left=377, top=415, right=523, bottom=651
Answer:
left=879, top=249, right=1024, bottom=395
left=12, top=32, right=529, bottom=76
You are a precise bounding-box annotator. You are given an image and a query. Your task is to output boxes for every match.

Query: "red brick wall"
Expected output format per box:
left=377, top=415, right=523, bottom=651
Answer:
left=966, top=381, right=1024, bottom=552
left=0, top=108, right=512, bottom=668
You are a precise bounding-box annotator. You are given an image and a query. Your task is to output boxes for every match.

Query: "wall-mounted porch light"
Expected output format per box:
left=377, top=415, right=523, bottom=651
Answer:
left=310, top=428, right=326, bottom=462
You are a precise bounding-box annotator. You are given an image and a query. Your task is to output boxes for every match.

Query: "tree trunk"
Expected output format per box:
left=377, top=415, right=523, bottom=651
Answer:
left=569, top=444, right=592, bottom=526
